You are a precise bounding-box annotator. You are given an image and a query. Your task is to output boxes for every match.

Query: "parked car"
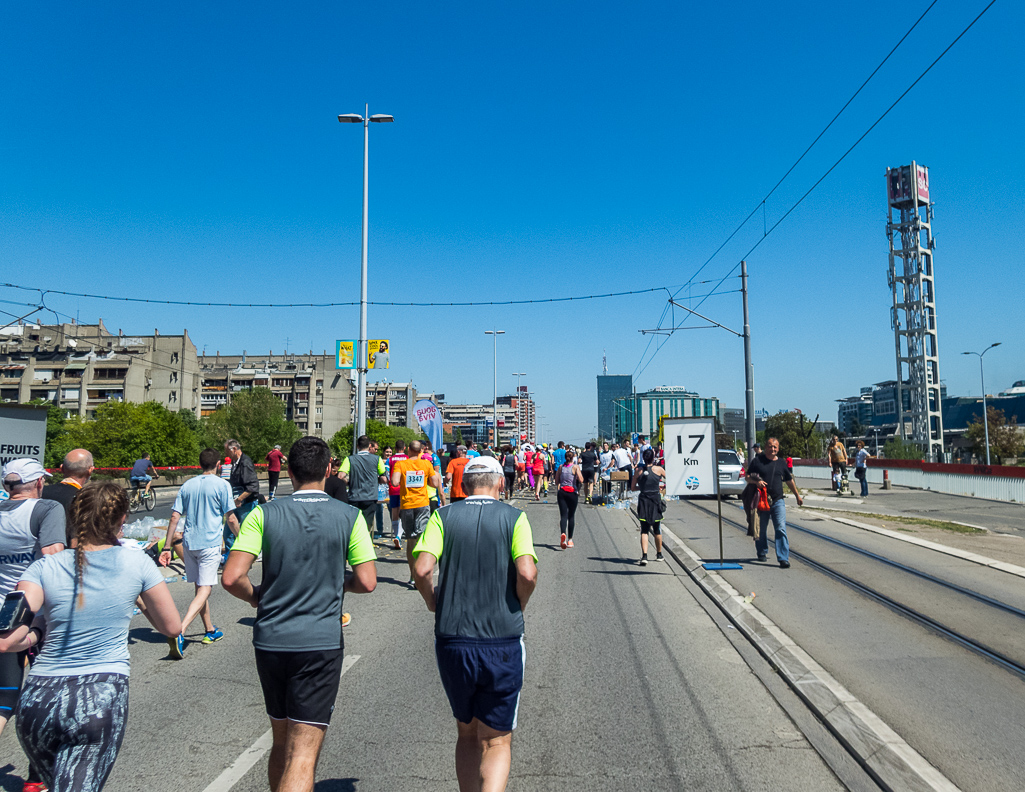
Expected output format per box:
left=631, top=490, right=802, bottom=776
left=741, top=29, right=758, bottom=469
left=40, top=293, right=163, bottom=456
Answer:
left=716, top=449, right=746, bottom=498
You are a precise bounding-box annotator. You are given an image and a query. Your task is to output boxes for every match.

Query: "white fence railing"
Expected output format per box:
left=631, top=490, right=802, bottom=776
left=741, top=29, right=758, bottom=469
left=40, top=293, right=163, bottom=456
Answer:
left=793, top=464, right=1025, bottom=503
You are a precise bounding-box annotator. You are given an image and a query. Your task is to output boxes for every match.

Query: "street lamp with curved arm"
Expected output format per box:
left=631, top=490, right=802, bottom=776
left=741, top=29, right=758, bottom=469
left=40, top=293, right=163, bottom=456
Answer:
left=962, top=342, right=1001, bottom=465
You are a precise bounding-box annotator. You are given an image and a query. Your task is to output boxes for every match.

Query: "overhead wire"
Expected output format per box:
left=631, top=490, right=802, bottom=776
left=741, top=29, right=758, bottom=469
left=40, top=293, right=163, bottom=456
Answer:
left=633, top=0, right=997, bottom=380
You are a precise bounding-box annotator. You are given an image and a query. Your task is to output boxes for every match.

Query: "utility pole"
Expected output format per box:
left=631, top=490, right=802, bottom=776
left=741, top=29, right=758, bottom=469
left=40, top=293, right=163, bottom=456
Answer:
left=742, top=260, right=756, bottom=459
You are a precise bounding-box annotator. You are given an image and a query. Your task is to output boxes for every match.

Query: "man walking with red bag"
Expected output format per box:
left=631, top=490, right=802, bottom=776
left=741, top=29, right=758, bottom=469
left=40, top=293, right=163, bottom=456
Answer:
left=746, top=438, right=803, bottom=568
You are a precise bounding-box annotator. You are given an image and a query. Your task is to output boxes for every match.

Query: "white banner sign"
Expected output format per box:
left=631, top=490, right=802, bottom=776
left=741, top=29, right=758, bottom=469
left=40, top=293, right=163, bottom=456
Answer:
left=663, top=416, right=717, bottom=497
left=0, top=404, right=48, bottom=468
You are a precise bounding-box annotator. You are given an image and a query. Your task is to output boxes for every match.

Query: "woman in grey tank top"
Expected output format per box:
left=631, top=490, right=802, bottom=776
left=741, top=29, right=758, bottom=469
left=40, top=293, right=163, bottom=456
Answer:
left=557, top=451, right=584, bottom=549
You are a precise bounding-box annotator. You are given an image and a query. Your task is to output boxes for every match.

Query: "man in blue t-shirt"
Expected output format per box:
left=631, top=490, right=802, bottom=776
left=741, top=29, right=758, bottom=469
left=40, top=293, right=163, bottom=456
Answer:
left=130, top=453, right=157, bottom=495
left=553, top=441, right=567, bottom=469
left=159, top=449, right=238, bottom=657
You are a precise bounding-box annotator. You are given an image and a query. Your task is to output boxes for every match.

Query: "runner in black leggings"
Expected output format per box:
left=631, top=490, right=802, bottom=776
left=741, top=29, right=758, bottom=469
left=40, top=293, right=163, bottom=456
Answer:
left=556, top=451, right=584, bottom=549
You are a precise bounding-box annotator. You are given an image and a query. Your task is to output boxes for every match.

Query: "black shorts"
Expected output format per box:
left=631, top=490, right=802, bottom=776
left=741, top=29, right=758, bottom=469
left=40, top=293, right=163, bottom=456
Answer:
left=0, top=650, right=26, bottom=716
left=436, top=635, right=524, bottom=732
left=581, top=469, right=595, bottom=483
left=254, top=648, right=345, bottom=726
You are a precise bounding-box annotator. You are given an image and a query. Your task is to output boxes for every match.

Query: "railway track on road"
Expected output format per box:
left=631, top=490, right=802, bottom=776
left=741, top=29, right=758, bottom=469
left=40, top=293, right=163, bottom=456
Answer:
left=684, top=499, right=1025, bottom=680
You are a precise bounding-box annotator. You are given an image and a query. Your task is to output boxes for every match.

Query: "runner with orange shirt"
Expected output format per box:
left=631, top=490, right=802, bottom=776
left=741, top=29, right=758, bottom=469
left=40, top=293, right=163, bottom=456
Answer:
left=445, top=445, right=470, bottom=503
left=391, top=441, right=443, bottom=586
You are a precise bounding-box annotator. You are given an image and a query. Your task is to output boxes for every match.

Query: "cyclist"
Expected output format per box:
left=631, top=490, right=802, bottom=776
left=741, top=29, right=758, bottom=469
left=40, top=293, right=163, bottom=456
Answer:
left=129, top=452, right=158, bottom=496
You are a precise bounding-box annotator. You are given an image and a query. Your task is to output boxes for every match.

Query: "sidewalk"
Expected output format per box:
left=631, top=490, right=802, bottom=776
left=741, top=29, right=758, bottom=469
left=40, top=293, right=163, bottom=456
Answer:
left=794, top=476, right=1025, bottom=537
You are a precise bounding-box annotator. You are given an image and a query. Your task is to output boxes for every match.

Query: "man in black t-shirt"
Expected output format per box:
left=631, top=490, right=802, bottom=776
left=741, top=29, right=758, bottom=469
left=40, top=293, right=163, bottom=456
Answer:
left=746, top=437, right=803, bottom=568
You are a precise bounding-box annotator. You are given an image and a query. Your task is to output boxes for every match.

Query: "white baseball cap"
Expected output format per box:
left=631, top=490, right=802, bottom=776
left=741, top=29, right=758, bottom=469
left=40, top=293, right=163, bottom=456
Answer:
left=2, top=458, right=52, bottom=485
left=463, top=455, right=503, bottom=476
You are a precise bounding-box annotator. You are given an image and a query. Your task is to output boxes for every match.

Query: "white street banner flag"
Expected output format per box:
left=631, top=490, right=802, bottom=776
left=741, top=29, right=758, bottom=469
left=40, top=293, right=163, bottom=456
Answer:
left=414, top=399, right=443, bottom=453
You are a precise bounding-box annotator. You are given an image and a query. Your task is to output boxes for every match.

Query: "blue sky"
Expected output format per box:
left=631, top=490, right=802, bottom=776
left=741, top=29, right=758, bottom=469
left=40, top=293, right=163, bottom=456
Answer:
left=2, top=1, right=1021, bottom=444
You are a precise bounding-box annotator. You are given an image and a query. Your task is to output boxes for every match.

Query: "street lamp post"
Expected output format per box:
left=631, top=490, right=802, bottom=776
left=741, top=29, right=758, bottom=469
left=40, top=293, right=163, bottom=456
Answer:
left=338, top=105, right=393, bottom=452
left=962, top=342, right=1001, bottom=465
left=485, top=330, right=505, bottom=448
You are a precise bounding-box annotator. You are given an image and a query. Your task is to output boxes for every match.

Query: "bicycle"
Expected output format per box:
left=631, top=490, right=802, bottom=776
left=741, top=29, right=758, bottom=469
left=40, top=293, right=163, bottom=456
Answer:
left=128, top=477, right=157, bottom=513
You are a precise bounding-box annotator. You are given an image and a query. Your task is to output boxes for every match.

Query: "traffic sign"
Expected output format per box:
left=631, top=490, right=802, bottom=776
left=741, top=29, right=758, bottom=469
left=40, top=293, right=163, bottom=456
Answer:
left=663, top=416, right=717, bottom=497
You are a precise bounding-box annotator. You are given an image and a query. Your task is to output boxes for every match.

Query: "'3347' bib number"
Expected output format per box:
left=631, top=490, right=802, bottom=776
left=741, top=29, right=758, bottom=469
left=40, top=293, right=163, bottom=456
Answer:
left=405, top=469, right=425, bottom=488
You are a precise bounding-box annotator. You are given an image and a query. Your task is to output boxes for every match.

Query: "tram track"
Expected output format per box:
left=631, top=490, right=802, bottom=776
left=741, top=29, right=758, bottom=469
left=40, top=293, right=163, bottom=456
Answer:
left=683, top=499, right=1025, bottom=680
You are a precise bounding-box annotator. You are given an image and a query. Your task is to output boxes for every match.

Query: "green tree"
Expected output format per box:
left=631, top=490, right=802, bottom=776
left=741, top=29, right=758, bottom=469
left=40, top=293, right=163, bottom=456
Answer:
left=329, top=419, right=424, bottom=459
left=59, top=401, right=202, bottom=469
left=28, top=399, right=70, bottom=469
left=763, top=411, right=824, bottom=459
left=964, top=407, right=1024, bottom=464
left=203, top=387, right=301, bottom=462
left=882, top=436, right=923, bottom=460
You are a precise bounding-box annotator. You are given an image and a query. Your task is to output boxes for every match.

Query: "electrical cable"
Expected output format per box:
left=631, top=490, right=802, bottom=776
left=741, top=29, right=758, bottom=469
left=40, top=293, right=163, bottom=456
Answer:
left=633, top=0, right=997, bottom=379
left=0, top=282, right=671, bottom=309
left=669, top=0, right=941, bottom=296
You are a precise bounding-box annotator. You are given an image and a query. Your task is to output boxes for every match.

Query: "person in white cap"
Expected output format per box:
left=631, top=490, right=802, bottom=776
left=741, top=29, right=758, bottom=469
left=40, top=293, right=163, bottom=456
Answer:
left=412, top=453, right=537, bottom=792
left=0, top=458, right=66, bottom=752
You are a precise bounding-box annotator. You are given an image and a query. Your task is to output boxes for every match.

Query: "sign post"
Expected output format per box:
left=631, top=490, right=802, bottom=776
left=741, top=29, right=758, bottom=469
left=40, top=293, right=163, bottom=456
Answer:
left=663, top=416, right=741, bottom=570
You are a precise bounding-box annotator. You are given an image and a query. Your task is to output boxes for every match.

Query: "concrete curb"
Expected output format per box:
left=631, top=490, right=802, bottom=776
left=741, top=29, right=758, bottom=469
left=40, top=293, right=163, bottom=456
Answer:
left=801, top=501, right=992, bottom=533
left=629, top=506, right=962, bottom=792
left=822, top=515, right=1025, bottom=580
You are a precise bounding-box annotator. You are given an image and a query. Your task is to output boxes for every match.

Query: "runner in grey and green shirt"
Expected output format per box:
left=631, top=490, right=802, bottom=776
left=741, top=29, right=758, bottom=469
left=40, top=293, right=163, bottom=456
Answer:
left=413, top=454, right=538, bottom=792
left=222, top=436, right=377, bottom=792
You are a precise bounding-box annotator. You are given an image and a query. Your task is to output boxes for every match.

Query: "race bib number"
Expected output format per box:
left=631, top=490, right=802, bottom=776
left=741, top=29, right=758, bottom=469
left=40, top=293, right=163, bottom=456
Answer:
left=405, top=469, right=426, bottom=488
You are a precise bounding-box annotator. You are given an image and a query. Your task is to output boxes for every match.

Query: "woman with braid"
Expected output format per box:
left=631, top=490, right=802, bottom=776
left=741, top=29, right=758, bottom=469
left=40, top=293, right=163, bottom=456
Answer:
left=0, top=482, right=181, bottom=791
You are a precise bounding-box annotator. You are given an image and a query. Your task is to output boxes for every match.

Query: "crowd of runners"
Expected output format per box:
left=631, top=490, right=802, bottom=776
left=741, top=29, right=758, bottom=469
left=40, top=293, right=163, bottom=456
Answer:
left=0, top=430, right=672, bottom=792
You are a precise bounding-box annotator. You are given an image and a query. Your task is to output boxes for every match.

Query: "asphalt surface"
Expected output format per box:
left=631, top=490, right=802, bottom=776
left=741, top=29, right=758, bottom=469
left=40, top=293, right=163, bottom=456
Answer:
left=794, top=476, right=1025, bottom=535
left=673, top=497, right=1025, bottom=791
left=0, top=493, right=849, bottom=791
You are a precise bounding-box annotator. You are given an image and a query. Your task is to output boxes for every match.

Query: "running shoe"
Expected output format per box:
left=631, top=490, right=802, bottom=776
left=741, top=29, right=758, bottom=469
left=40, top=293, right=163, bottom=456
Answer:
left=342, top=613, right=352, bottom=627
left=201, top=628, right=224, bottom=644
left=393, top=538, right=402, bottom=550
left=656, top=552, right=664, bottom=561
left=22, top=782, right=47, bottom=792
left=560, top=533, right=568, bottom=549
left=639, top=553, right=648, bottom=566
left=567, top=539, right=574, bottom=548
left=168, top=633, right=186, bottom=660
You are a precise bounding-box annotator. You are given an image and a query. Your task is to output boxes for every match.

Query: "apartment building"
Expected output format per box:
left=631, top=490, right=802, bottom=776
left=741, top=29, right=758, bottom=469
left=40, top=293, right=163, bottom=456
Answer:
left=0, top=320, right=201, bottom=417
left=198, top=352, right=353, bottom=439
left=366, top=381, right=417, bottom=428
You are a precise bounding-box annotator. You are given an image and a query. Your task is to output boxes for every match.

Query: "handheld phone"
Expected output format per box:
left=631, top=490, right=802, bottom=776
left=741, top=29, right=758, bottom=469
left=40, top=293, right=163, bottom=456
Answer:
left=0, top=590, right=32, bottom=632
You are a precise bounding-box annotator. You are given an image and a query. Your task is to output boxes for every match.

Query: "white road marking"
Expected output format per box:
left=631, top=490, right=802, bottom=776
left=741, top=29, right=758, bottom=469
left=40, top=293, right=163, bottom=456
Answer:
left=200, top=654, right=360, bottom=792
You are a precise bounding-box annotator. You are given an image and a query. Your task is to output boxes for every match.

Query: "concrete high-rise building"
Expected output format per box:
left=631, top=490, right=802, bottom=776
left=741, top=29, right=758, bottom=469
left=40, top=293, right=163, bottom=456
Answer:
left=199, top=352, right=353, bottom=440
left=1, top=320, right=200, bottom=418
left=597, top=375, right=632, bottom=441
left=612, top=386, right=720, bottom=441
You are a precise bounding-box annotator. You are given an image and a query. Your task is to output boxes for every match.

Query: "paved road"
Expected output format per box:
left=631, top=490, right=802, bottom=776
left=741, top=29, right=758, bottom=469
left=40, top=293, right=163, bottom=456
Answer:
left=0, top=497, right=853, bottom=791
left=673, top=498, right=1025, bottom=791
left=794, top=476, right=1025, bottom=535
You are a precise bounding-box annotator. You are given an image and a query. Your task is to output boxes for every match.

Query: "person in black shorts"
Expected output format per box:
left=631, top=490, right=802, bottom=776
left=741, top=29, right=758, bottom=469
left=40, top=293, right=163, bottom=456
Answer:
left=579, top=442, right=599, bottom=503
left=222, top=437, right=377, bottom=791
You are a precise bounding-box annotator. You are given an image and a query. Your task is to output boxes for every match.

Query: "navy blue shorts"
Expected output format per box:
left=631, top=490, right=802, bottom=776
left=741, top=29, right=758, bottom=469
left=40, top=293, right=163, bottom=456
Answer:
left=435, top=635, right=524, bottom=732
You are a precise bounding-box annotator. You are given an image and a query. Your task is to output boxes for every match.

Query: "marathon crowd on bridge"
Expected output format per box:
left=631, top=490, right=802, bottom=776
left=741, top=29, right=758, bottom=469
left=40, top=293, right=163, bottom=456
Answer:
left=0, top=428, right=805, bottom=791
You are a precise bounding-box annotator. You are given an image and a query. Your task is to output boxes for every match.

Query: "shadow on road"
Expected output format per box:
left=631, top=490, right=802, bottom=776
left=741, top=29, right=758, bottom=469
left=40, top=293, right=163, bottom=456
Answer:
left=128, top=626, right=169, bottom=645
left=586, top=556, right=639, bottom=565
left=0, top=764, right=24, bottom=792
left=314, top=779, right=358, bottom=792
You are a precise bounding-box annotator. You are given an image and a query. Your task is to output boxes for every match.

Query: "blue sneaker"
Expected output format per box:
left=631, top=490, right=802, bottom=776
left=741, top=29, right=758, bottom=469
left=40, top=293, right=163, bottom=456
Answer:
left=168, top=633, right=186, bottom=659
left=202, top=628, right=224, bottom=644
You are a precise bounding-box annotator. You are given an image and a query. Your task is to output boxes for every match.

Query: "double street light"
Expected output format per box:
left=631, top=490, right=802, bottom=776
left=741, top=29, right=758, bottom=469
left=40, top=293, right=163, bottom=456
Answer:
left=338, top=105, right=393, bottom=451
left=962, top=342, right=1001, bottom=465
left=485, top=330, right=505, bottom=448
